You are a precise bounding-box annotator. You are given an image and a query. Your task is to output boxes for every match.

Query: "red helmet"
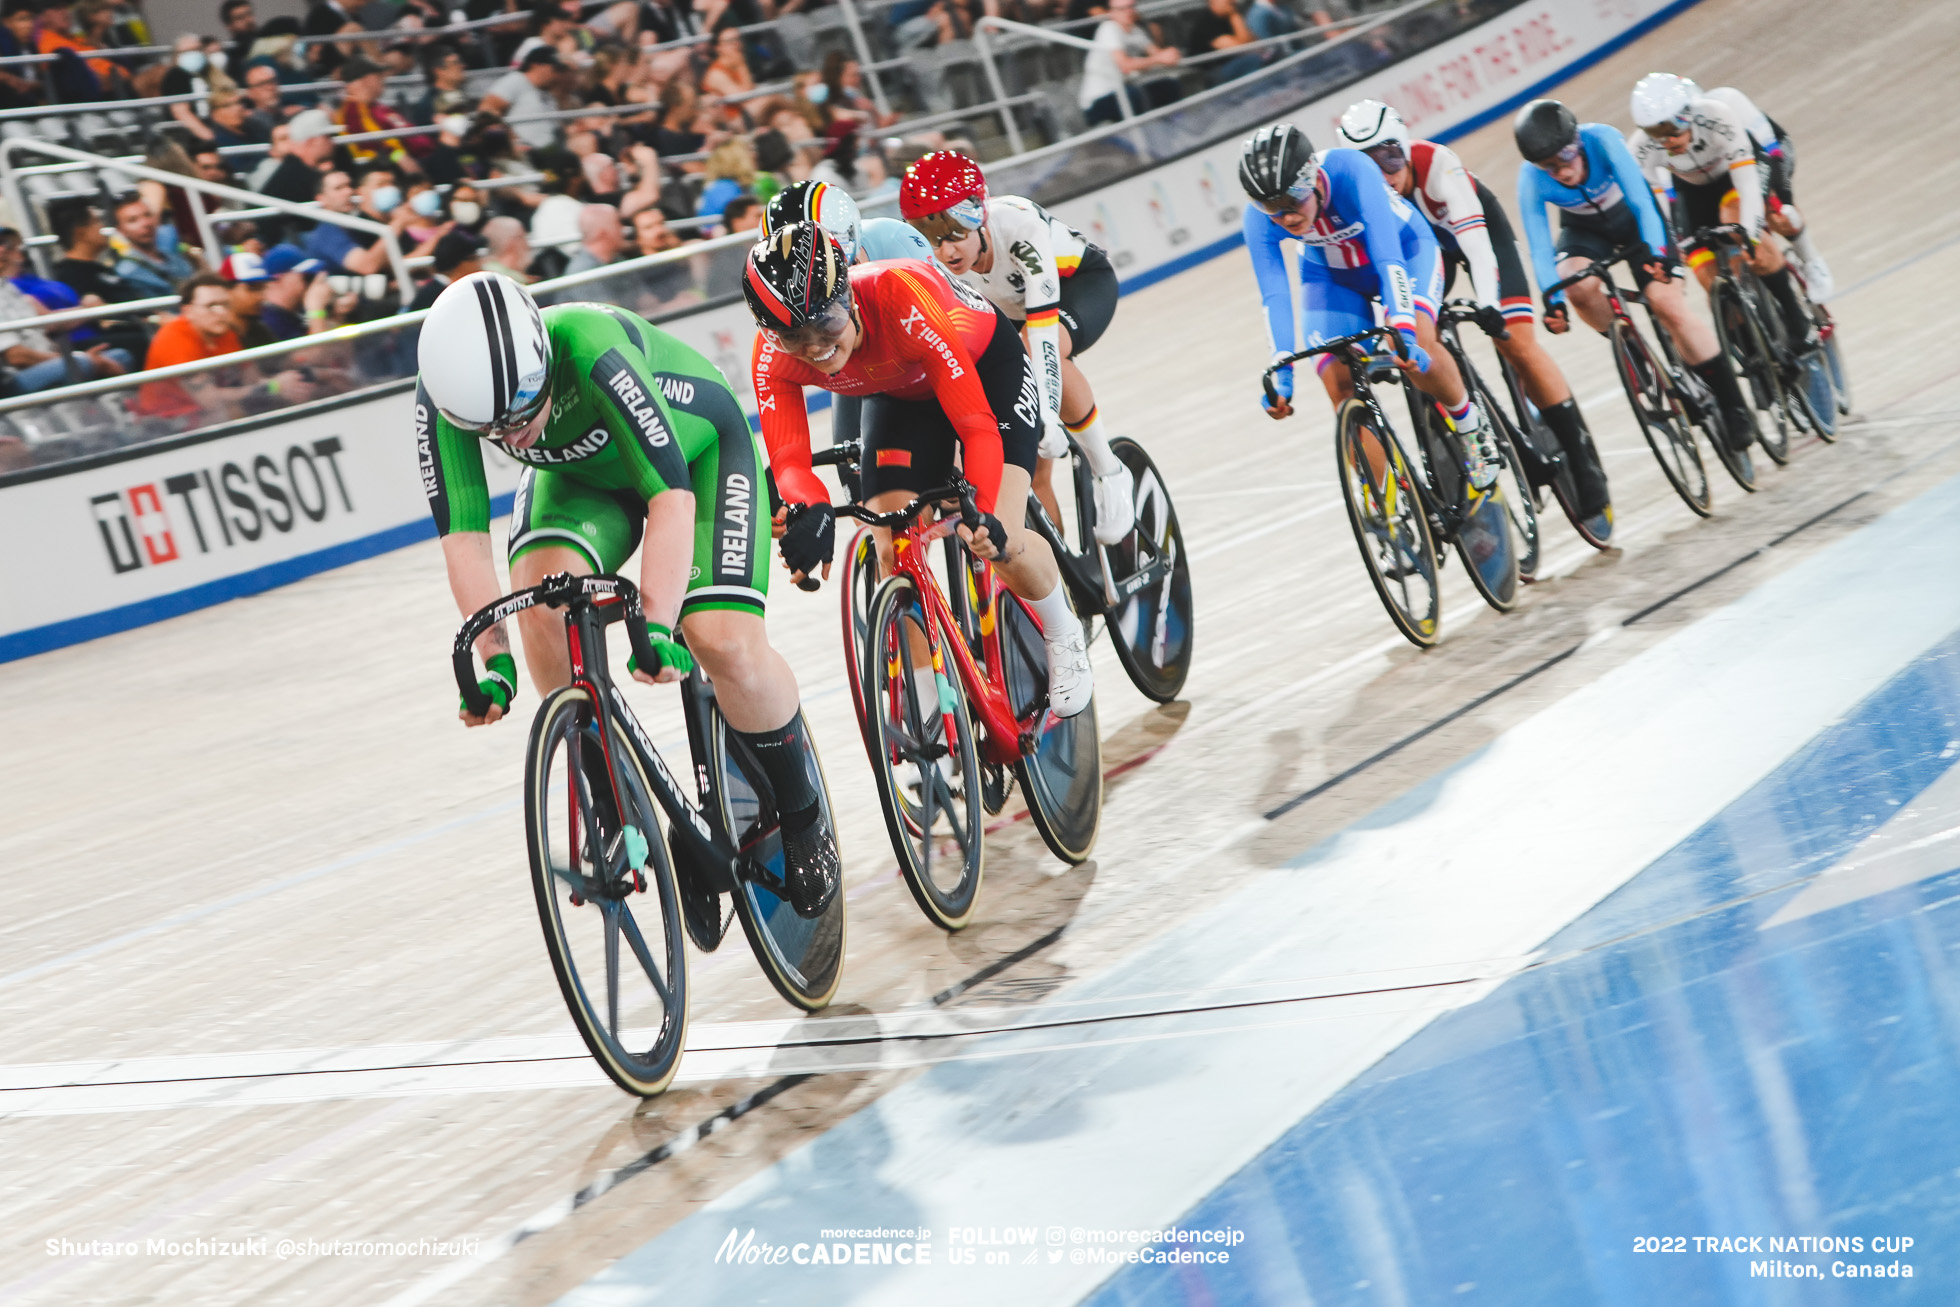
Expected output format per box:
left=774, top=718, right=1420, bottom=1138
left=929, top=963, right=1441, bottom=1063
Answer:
left=899, top=150, right=988, bottom=240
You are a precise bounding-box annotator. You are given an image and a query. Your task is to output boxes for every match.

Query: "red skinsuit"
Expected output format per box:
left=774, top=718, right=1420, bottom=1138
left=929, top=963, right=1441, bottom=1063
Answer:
left=752, top=258, right=1006, bottom=512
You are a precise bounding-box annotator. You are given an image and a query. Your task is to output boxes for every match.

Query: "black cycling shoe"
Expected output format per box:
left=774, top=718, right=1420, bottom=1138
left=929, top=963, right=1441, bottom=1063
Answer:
left=781, top=808, right=840, bottom=919
left=1722, top=403, right=1759, bottom=452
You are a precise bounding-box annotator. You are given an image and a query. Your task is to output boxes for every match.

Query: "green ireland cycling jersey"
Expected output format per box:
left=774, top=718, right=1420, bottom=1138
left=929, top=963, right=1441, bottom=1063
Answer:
left=417, top=302, right=772, bottom=616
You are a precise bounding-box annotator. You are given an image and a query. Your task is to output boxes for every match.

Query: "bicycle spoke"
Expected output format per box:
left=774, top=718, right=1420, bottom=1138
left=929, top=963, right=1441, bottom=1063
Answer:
left=603, top=902, right=621, bottom=1035
left=616, top=903, right=673, bottom=1011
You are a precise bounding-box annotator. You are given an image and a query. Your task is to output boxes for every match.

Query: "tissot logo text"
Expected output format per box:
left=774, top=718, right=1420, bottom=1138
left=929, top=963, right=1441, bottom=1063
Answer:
left=89, top=437, right=353, bottom=575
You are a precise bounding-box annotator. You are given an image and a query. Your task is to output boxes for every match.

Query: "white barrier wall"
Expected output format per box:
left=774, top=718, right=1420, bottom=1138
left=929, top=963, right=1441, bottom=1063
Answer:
left=0, top=0, right=1695, bottom=661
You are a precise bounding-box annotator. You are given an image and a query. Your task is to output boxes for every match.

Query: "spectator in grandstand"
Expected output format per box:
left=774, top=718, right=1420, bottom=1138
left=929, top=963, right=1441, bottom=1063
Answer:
left=33, top=0, right=105, bottom=102
left=407, top=227, right=485, bottom=310
left=411, top=43, right=473, bottom=123
left=525, top=147, right=586, bottom=262
left=336, top=54, right=433, bottom=169
left=162, top=32, right=223, bottom=141
left=257, top=109, right=337, bottom=248
left=220, top=250, right=278, bottom=348
left=700, top=27, right=755, bottom=124
left=696, top=135, right=755, bottom=219
left=1185, top=0, right=1261, bottom=83
left=112, top=196, right=199, bottom=299
left=580, top=150, right=623, bottom=208
left=301, top=0, right=352, bottom=39
left=481, top=46, right=564, bottom=151
left=240, top=57, right=290, bottom=133
left=628, top=206, right=696, bottom=309
left=221, top=0, right=258, bottom=72
left=0, top=2, right=43, bottom=109
left=247, top=122, right=289, bottom=189
left=0, top=228, right=131, bottom=394
left=820, top=53, right=897, bottom=130
left=206, top=88, right=266, bottom=147
left=447, top=180, right=485, bottom=230
left=72, top=0, right=131, bottom=95
left=619, top=142, right=663, bottom=220
left=561, top=204, right=624, bottom=275
left=256, top=243, right=340, bottom=340
left=42, top=203, right=150, bottom=360
left=1244, top=0, right=1301, bottom=48
left=481, top=214, right=534, bottom=282
left=1079, top=0, right=1181, bottom=125
left=134, top=273, right=243, bottom=417
left=188, top=143, right=235, bottom=192
left=301, top=169, right=382, bottom=273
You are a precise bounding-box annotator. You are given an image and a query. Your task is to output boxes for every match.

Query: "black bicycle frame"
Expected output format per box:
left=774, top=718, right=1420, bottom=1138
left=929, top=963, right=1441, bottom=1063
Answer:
left=453, top=573, right=740, bottom=893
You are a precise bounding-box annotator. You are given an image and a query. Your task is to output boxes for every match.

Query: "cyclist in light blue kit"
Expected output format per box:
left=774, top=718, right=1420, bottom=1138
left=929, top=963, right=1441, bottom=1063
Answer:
left=1242, top=123, right=1500, bottom=488
left=1512, top=98, right=1757, bottom=456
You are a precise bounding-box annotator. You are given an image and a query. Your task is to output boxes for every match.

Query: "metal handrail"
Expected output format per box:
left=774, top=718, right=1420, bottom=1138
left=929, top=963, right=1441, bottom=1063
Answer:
left=0, top=229, right=749, bottom=416
left=0, top=42, right=174, bottom=68
left=0, top=291, right=176, bottom=336
left=0, top=137, right=414, bottom=306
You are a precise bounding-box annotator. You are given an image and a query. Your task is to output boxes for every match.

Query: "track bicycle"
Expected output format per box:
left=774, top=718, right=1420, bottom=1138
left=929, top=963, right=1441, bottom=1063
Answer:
left=1693, top=223, right=1803, bottom=462
left=1786, top=257, right=1850, bottom=428
left=814, top=474, right=1103, bottom=930
left=1431, top=299, right=1542, bottom=580
left=453, top=573, right=847, bottom=1096
left=1261, top=324, right=1524, bottom=649
left=1544, top=245, right=1728, bottom=514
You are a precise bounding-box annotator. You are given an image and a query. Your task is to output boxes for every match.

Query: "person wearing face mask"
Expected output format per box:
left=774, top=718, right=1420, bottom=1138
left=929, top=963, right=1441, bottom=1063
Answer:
left=447, top=184, right=484, bottom=231
left=303, top=167, right=446, bottom=278
left=162, top=33, right=220, bottom=141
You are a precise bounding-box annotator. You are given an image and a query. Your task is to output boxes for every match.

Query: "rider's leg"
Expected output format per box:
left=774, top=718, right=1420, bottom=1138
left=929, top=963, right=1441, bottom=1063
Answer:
left=1722, top=191, right=1810, bottom=346
left=509, top=543, right=587, bottom=693
left=1558, top=257, right=1616, bottom=334
left=506, top=469, right=640, bottom=695
left=1650, top=271, right=1756, bottom=446
left=1493, top=316, right=1610, bottom=515
left=1767, top=149, right=1831, bottom=298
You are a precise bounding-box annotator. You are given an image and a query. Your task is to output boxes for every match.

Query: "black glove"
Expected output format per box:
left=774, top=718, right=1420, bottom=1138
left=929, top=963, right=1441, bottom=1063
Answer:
left=960, top=506, right=1008, bottom=558
left=1473, top=303, right=1510, bottom=340
left=780, top=501, right=836, bottom=578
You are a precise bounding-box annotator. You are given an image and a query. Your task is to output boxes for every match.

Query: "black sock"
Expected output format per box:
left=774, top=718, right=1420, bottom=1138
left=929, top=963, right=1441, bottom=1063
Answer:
left=1543, top=400, right=1610, bottom=512
left=1763, top=267, right=1810, bottom=343
left=736, top=712, right=820, bottom=832
left=1692, top=356, right=1748, bottom=413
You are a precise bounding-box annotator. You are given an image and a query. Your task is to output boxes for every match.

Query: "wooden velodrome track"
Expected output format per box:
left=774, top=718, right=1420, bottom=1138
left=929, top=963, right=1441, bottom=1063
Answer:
left=5, top=0, right=1960, bottom=1300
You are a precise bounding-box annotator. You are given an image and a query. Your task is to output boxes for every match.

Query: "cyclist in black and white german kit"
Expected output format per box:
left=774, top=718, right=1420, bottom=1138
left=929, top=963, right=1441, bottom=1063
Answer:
left=1627, top=72, right=1830, bottom=348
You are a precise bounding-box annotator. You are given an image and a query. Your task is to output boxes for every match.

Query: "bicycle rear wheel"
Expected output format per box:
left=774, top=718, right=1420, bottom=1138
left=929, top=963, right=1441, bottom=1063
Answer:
left=863, top=574, right=985, bottom=929
left=1824, top=319, right=1851, bottom=417
left=526, top=686, right=688, bottom=1097
left=999, top=589, right=1102, bottom=865
left=1095, top=436, right=1194, bottom=702
left=840, top=525, right=880, bottom=752
left=1615, top=323, right=1712, bottom=517
left=1715, top=277, right=1788, bottom=467
left=1467, top=367, right=1539, bottom=581
left=1335, top=397, right=1440, bottom=647
left=705, top=703, right=847, bottom=1009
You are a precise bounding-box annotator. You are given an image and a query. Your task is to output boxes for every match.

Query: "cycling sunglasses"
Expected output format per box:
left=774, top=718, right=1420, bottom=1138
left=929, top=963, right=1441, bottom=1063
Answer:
left=774, top=295, right=854, bottom=350
left=1640, top=117, right=1693, bottom=140
left=1252, top=175, right=1320, bottom=217
left=906, top=198, right=987, bottom=243
left=1363, top=142, right=1408, bottom=174
left=445, top=384, right=550, bottom=437
left=1532, top=141, right=1584, bottom=168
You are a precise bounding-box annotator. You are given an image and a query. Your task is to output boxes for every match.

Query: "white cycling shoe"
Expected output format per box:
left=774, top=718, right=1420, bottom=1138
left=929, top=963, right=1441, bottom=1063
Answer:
left=1091, top=467, right=1135, bottom=545
left=1804, top=256, right=1835, bottom=302
left=1044, top=622, right=1094, bottom=718
left=1456, top=407, right=1500, bottom=491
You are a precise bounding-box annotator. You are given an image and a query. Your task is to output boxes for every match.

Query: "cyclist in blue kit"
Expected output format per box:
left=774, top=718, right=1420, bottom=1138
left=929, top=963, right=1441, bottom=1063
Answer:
left=1241, top=123, right=1500, bottom=488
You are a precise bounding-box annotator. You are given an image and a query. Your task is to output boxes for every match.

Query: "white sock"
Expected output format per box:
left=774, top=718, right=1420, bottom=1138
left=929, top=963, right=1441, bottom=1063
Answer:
left=1065, top=406, right=1123, bottom=478
left=1027, top=580, right=1077, bottom=640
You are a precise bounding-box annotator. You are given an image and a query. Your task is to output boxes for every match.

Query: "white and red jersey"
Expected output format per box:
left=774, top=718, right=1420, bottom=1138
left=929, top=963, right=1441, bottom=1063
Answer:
left=1403, top=140, right=1504, bottom=316
left=944, top=195, right=1090, bottom=437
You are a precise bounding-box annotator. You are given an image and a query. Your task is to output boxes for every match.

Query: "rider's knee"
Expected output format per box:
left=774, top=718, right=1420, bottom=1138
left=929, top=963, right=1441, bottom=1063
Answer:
left=680, top=608, right=763, bottom=668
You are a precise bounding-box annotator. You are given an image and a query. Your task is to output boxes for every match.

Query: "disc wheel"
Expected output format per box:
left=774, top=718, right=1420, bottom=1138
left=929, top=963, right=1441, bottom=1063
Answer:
left=1335, top=397, right=1440, bottom=647
left=1716, top=277, right=1789, bottom=467
left=863, top=574, right=985, bottom=929
left=525, top=686, right=688, bottom=1098
left=999, top=589, right=1102, bottom=865
left=840, top=525, right=881, bottom=753
left=1615, top=323, right=1712, bottom=517
left=1094, top=436, right=1194, bottom=702
left=708, top=703, right=846, bottom=1009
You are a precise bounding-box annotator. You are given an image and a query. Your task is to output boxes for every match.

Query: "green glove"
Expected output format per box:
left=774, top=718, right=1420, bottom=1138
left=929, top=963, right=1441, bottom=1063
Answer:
left=627, top=622, right=695, bottom=678
left=464, top=652, right=517, bottom=715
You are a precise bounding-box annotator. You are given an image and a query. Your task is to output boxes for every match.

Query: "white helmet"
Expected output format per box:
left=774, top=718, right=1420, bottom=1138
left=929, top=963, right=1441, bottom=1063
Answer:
left=418, top=271, right=551, bottom=433
left=1336, top=99, right=1410, bottom=153
left=1630, top=72, right=1694, bottom=132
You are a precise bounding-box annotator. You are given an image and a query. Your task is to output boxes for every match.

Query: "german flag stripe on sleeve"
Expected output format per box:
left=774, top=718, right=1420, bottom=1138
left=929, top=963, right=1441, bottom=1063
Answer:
left=1026, top=307, right=1061, bottom=327
left=1054, top=254, right=1081, bottom=275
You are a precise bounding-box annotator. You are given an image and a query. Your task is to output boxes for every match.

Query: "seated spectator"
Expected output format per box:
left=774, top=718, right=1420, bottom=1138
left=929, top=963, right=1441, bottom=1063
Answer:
left=137, top=272, right=315, bottom=419
left=821, top=52, right=897, bottom=130
left=112, top=196, right=199, bottom=299
left=208, top=89, right=269, bottom=147
left=480, top=47, right=564, bottom=152
left=630, top=206, right=694, bottom=311
left=581, top=151, right=623, bottom=207
left=509, top=0, right=578, bottom=69
left=695, top=135, right=755, bottom=220
left=0, top=1, right=45, bottom=110
left=162, top=32, right=222, bottom=142
left=408, top=227, right=484, bottom=309
left=221, top=251, right=277, bottom=348
left=481, top=214, right=533, bottom=282
left=34, top=0, right=105, bottom=102
left=1185, top=0, right=1261, bottom=83
left=335, top=54, right=432, bottom=169
left=412, top=42, right=473, bottom=123
left=447, top=181, right=485, bottom=231
left=1245, top=0, right=1301, bottom=48
left=257, top=243, right=335, bottom=340
left=306, top=167, right=451, bottom=276
left=72, top=0, right=129, bottom=95
left=643, top=78, right=707, bottom=165
left=240, top=57, right=291, bottom=136
left=562, top=204, right=624, bottom=275
left=700, top=27, right=754, bottom=124
left=221, top=0, right=258, bottom=70
left=632, top=205, right=684, bottom=258
left=1078, top=0, right=1182, bottom=126
left=256, top=108, right=336, bottom=246
left=189, top=144, right=234, bottom=189
left=526, top=147, right=587, bottom=254
left=248, top=122, right=291, bottom=190
left=0, top=226, right=130, bottom=394
left=619, top=142, right=662, bottom=220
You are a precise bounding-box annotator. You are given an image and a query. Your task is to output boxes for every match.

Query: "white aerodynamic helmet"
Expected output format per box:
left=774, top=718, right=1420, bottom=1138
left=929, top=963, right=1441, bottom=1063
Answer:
left=418, top=271, right=551, bottom=434
left=1336, top=99, right=1411, bottom=153
left=1630, top=72, right=1695, bottom=132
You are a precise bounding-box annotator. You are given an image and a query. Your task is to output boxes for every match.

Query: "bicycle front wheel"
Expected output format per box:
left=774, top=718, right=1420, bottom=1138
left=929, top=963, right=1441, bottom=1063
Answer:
left=1824, top=320, right=1852, bottom=417
left=1468, top=367, right=1540, bottom=581
left=999, top=589, right=1102, bottom=865
left=840, top=525, right=881, bottom=753
left=1615, top=323, right=1712, bottom=517
left=1715, top=277, right=1788, bottom=468
left=1098, top=436, right=1194, bottom=702
left=708, top=705, right=846, bottom=1009
left=864, top=574, right=986, bottom=929
left=526, top=686, right=688, bottom=1098
left=1335, top=397, right=1440, bottom=647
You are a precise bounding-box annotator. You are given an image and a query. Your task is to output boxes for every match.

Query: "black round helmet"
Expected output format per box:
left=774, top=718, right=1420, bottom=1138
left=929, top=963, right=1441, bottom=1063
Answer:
left=761, top=179, right=862, bottom=262
left=742, top=219, right=851, bottom=335
left=1514, top=99, right=1579, bottom=164
left=1239, top=122, right=1319, bottom=213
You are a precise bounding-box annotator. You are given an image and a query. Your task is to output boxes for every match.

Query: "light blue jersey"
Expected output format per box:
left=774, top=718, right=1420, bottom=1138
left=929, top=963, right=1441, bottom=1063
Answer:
left=1515, top=122, right=1673, bottom=306
left=858, top=217, right=934, bottom=264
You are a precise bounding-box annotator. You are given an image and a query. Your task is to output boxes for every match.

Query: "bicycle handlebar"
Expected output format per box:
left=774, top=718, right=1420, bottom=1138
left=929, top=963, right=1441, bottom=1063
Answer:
left=833, top=476, right=979, bottom=532
left=1260, top=325, right=1400, bottom=406
left=810, top=441, right=861, bottom=469
left=1440, top=296, right=1510, bottom=341
left=452, top=573, right=657, bottom=717
left=1542, top=242, right=1656, bottom=299
left=1692, top=223, right=1755, bottom=252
